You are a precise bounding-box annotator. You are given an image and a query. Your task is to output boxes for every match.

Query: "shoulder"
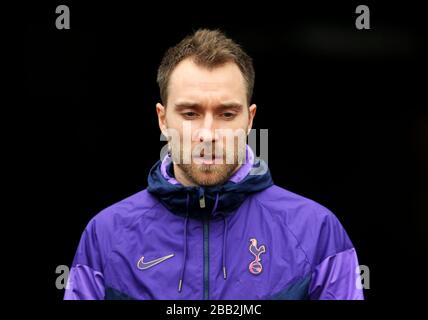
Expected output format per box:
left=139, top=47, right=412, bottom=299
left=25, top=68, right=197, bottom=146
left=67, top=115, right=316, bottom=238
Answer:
left=71, top=189, right=162, bottom=270
left=253, top=185, right=354, bottom=267
left=84, top=189, right=161, bottom=246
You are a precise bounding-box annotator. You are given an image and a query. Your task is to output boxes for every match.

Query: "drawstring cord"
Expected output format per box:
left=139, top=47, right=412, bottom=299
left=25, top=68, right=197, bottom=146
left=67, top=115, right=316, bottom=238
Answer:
left=211, top=193, right=228, bottom=279
left=178, top=192, right=228, bottom=293
left=221, top=212, right=228, bottom=280
left=178, top=193, right=190, bottom=292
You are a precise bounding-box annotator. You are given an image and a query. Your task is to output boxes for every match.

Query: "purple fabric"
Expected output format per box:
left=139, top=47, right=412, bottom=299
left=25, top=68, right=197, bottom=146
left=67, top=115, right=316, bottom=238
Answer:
left=160, top=154, right=179, bottom=185
left=309, top=248, right=364, bottom=300
left=65, top=156, right=363, bottom=300
left=229, top=145, right=254, bottom=183
left=64, top=264, right=104, bottom=300
left=160, top=144, right=254, bottom=185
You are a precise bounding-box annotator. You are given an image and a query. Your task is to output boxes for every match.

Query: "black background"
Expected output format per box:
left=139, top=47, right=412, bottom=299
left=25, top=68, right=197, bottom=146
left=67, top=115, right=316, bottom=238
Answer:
left=25, top=1, right=427, bottom=303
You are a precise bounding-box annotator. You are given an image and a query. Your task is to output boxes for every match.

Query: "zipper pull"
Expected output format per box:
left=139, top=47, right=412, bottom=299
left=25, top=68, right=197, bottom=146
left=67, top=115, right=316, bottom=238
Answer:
left=199, top=194, right=206, bottom=208
left=199, top=188, right=206, bottom=208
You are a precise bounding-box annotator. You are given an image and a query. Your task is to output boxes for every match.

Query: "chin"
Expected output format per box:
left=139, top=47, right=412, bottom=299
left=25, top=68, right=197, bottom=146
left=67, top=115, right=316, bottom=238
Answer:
left=192, top=169, right=230, bottom=186
left=178, top=163, right=238, bottom=187
left=192, top=172, right=224, bottom=186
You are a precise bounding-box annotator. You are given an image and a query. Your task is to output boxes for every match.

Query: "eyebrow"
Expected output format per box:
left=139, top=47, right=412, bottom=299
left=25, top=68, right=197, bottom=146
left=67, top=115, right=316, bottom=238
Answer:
left=174, top=102, right=244, bottom=111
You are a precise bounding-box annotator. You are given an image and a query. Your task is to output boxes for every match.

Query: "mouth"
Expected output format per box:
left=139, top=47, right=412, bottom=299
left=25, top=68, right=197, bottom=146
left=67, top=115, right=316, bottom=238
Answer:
left=194, top=151, right=223, bottom=165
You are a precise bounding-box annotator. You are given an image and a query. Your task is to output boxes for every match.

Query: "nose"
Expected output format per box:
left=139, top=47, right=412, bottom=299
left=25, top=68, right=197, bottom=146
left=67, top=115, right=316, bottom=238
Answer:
left=194, top=113, right=219, bottom=143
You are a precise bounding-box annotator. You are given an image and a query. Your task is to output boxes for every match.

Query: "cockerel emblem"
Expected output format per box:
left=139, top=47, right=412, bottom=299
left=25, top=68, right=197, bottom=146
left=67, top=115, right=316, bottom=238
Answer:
left=248, top=238, right=266, bottom=275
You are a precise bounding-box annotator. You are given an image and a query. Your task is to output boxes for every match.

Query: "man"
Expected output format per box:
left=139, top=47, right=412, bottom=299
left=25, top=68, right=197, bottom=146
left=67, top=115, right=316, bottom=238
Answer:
left=64, top=29, right=364, bottom=300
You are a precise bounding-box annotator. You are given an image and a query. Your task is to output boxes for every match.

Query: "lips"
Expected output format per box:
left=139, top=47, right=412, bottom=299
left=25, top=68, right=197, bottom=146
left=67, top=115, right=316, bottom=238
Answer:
left=195, top=152, right=223, bottom=164
left=200, top=151, right=216, bottom=159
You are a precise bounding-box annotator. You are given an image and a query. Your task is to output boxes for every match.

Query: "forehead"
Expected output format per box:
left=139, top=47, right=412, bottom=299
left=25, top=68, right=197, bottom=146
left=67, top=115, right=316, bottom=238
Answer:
left=167, top=58, right=247, bottom=106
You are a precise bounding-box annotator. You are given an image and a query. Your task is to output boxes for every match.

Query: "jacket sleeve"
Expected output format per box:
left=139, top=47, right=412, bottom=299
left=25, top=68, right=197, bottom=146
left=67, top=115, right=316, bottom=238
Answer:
left=64, top=218, right=105, bottom=300
left=308, top=247, right=364, bottom=300
left=294, top=202, right=364, bottom=300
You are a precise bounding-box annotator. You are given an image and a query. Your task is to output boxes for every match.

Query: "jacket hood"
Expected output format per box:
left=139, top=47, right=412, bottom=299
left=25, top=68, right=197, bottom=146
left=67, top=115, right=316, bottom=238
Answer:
left=147, top=145, right=273, bottom=220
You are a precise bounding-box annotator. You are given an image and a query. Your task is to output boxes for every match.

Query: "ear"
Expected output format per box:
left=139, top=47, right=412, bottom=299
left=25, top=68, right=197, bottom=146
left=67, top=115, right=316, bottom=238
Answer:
left=156, top=103, right=168, bottom=137
left=247, top=104, right=257, bottom=134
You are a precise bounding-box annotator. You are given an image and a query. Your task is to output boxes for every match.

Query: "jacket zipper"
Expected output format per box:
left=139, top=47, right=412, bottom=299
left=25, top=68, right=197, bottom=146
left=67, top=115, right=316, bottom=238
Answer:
left=203, top=215, right=209, bottom=300
left=199, top=188, right=209, bottom=300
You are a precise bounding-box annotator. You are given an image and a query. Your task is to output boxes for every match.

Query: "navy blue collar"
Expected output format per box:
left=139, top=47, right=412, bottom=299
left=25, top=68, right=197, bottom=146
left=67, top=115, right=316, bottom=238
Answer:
left=147, top=158, right=273, bottom=220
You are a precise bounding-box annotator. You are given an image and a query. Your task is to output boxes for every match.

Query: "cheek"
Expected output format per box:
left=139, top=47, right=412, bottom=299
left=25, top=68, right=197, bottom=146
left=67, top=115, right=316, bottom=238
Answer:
left=165, top=112, right=185, bottom=131
left=164, top=110, right=177, bottom=126
left=164, top=116, right=195, bottom=148
left=224, top=114, right=250, bottom=130
left=163, top=114, right=183, bottom=143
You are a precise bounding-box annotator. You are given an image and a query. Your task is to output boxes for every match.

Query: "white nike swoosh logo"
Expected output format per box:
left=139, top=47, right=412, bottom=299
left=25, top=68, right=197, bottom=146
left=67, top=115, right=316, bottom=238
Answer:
left=137, top=253, right=174, bottom=270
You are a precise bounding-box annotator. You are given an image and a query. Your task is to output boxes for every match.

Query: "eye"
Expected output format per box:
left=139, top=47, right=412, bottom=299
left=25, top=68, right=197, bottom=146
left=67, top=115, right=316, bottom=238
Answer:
left=182, top=112, right=198, bottom=119
left=221, top=112, right=236, bottom=119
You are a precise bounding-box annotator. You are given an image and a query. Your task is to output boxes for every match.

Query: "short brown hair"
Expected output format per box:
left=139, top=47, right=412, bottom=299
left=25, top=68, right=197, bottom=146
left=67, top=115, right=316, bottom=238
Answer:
left=157, top=29, right=255, bottom=105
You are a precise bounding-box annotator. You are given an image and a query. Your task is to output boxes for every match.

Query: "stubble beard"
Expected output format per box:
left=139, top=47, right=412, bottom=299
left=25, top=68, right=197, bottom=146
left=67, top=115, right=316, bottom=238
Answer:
left=175, top=145, right=246, bottom=187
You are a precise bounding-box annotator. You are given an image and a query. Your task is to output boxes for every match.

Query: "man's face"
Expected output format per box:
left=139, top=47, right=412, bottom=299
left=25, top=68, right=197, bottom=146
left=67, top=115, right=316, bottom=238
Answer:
left=156, top=58, right=256, bottom=186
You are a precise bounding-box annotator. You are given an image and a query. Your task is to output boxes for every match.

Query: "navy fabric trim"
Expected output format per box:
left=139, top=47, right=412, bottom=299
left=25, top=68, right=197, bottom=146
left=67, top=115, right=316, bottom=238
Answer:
left=147, top=158, right=273, bottom=219
left=269, top=274, right=311, bottom=300
left=104, top=287, right=136, bottom=300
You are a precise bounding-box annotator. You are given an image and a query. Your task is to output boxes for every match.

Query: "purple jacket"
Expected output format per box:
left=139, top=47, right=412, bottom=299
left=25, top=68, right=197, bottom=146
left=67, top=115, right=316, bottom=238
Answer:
left=64, top=146, right=364, bottom=300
